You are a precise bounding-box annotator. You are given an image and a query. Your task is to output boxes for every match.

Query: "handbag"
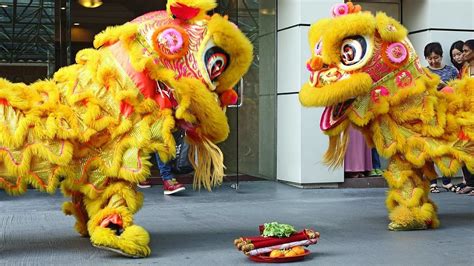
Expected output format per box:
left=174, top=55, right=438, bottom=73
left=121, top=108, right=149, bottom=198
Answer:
left=170, top=129, right=194, bottom=175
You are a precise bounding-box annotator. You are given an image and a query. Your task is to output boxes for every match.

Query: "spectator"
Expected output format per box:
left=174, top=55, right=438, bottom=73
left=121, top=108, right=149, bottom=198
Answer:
left=138, top=83, right=189, bottom=194
left=447, top=40, right=469, bottom=192
left=457, top=167, right=474, bottom=195
left=456, top=39, right=474, bottom=196
left=450, top=40, right=465, bottom=72
left=424, top=42, right=458, bottom=89
left=424, top=42, right=458, bottom=193
left=155, top=154, right=186, bottom=195
left=460, top=39, right=474, bottom=78
left=344, top=125, right=372, bottom=178
left=138, top=153, right=186, bottom=195
left=368, top=148, right=383, bottom=176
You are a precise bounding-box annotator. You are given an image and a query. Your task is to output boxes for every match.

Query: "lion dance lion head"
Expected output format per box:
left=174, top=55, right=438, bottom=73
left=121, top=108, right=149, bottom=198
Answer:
left=93, top=0, right=253, bottom=189
left=299, top=3, right=427, bottom=167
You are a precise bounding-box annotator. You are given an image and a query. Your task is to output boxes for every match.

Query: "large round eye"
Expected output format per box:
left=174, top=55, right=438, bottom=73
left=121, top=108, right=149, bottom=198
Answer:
left=340, top=35, right=367, bottom=66
left=341, top=35, right=370, bottom=70
left=204, top=46, right=230, bottom=82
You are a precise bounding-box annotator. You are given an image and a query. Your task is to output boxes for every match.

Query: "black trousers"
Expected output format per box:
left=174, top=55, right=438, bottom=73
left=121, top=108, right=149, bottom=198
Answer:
left=461, top=166, right=474, bottom=187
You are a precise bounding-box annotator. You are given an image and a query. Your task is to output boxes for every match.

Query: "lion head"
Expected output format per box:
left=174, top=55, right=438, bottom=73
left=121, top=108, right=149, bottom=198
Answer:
left=299, top=3, right=424, bottom=135
left=95, top=0, right=253, bottom=146
left=92, top=0, right=253, bottom=189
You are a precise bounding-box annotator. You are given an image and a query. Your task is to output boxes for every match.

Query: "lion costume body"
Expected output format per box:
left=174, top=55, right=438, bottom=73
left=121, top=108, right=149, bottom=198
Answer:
left=0, top=0, right=252, bottom=257
left=299, top=3, right=474, bottom=231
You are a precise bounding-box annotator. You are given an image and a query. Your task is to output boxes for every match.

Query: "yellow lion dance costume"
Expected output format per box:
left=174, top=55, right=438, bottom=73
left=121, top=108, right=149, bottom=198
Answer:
left=299, top=3, right=474, bottom=231
left=0, top=0, right=252, bottom=257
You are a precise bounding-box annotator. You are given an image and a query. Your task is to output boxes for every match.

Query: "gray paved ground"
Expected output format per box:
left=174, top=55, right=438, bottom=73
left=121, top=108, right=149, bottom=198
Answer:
left=0, top=181, right=473, bottom=265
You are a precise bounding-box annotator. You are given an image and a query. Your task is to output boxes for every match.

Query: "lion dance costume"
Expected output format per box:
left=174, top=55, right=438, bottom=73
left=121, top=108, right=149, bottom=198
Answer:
left=0, top=0, right=252, bottom=257
left=299, top=3, right=474, bottom=231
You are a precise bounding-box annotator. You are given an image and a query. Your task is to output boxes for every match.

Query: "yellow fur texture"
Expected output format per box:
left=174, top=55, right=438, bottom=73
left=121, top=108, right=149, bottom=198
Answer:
left=0, top=0, right=252, bottom=257
left=299, top=5, right=474, bottom=231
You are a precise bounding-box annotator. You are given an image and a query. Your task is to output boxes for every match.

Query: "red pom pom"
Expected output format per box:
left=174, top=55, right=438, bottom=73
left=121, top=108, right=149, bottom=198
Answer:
left=220, top=89, right=238, bottom=106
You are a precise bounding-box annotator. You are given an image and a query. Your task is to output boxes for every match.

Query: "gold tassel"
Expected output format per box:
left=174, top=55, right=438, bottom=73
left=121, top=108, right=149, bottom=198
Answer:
left=188, top=138, right=225, bottom=191
left=323, top=125, right=350, bottom=169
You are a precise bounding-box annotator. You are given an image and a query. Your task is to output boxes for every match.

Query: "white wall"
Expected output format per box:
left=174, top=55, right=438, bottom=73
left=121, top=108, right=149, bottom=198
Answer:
left=278, top=0, right=336, bottom=29
left=277, top=0, right=344, bottom=186
left=403, top=0, right=474, bottom=67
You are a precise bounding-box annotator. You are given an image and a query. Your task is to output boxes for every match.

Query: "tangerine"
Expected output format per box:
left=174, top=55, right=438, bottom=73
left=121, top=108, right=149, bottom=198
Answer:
left=291, top=246, right=306, bottom=255
left=269, top=250, right=284, bottom=258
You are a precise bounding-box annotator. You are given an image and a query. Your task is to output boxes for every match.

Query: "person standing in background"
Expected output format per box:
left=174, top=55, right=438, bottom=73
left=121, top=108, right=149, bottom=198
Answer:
left=457, top=39, right=474, bottom=196
left=450, top=40, right=465, bottom=72
left=344, top=125, right=373, bottom=178
left=448, top=40, right=470, bottom=192
left=368, top=148, right=383, bottom=176
left=424, top=42, right=459, bottom=193
left=460, top=39, right=474, bottom=78
left=424, top=42, right=458, bottom=88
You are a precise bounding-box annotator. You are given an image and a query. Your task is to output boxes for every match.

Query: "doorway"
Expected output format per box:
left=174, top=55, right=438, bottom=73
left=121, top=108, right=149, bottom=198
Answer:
left=216, top=0, right=278, bottom=183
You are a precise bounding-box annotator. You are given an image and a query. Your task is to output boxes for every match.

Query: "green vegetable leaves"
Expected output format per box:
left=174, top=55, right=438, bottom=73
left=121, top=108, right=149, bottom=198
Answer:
left=262, top=222, right=296, bottom=238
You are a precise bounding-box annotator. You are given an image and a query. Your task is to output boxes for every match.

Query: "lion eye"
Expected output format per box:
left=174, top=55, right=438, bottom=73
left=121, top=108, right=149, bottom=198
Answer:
left=204, top=46, right=230, bottom=82
left=340, top=35, right=367, bottom=66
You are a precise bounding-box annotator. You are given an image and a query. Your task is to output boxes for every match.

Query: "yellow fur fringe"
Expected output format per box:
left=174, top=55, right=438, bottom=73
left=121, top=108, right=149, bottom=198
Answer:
left=189, top=138, right=225, bottom=191
left=323, top=122, right=350, bottom=169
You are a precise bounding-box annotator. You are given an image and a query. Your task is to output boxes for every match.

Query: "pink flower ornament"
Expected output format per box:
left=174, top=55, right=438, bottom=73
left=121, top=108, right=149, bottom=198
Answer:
left=331, top=3, right=349, bottom=17
left=386, top=42, right=408, bottom=64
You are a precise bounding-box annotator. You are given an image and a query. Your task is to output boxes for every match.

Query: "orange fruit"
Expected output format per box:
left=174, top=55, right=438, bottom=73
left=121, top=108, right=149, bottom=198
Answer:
left=284, top=250, right=298, bottom=257
left=291, top=246, right=306, bottom=255
left=269, top=250, right=284, bottom=258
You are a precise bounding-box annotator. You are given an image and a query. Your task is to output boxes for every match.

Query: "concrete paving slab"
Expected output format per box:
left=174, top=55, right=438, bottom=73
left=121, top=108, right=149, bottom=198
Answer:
left=0, top=181, right=473, bottom=265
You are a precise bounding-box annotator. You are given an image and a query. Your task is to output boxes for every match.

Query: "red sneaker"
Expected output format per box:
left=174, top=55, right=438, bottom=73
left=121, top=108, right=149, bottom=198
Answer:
left=163, top=179, right=185, bottom=195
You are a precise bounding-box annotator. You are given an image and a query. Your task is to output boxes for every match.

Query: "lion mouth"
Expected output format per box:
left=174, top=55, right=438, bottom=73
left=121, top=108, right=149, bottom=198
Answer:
left=320, top=98, right=354, bottom=131
left=309, top=67, right=349, bottom=88
left=308, top=68, right=354, bottom=131
left=300, top=67, right=372, bottom=131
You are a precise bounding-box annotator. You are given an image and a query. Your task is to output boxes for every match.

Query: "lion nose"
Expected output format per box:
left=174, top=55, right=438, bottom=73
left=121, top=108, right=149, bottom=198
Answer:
left=306, top=56, right=324, bottom=71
